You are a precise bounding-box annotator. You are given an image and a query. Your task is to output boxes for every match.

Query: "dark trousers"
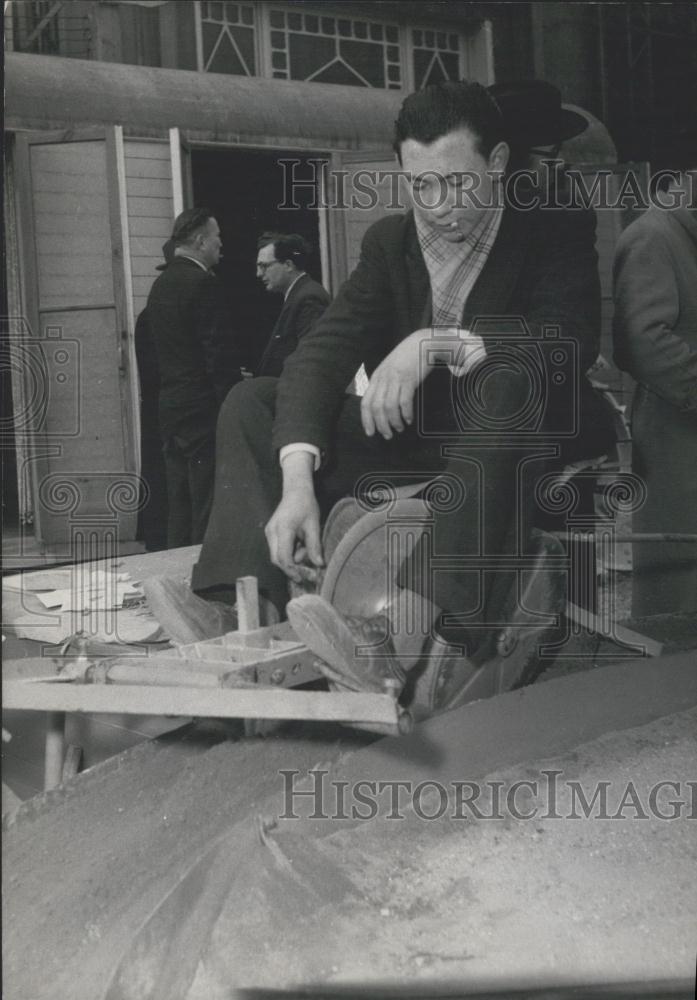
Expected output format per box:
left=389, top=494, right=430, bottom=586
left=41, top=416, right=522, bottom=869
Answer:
left=163, top=432, right=216, bottom=548
left=193, top=374, right=552, bottom=627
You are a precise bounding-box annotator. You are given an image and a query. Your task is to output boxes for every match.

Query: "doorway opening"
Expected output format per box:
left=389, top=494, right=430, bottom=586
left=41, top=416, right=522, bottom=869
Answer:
left=191, top=146, right=326, bottom=372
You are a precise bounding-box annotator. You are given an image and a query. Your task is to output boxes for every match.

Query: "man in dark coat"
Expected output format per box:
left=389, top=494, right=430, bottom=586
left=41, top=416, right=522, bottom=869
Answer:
left=613, top=129, right=697, bottom=616
left=147, top=207, right=240, bottom=548
left=255, top=234, right=330, bottom=378
left=183, top=82, right=612, bottom=642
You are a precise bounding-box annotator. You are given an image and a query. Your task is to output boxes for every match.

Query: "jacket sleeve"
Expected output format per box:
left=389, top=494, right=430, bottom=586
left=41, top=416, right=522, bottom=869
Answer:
left=613, top=222, right=697, bottom=412
left=273, top=222, right=396, bottom=453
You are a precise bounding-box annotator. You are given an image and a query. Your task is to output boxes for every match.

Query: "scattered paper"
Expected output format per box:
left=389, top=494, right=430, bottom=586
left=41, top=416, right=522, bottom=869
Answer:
left=10, top=610, right=166, bottom=646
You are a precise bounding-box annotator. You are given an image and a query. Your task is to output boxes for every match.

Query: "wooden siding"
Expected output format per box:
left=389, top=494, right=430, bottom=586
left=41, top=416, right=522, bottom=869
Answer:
left=124, top=139, right=174, bottom=319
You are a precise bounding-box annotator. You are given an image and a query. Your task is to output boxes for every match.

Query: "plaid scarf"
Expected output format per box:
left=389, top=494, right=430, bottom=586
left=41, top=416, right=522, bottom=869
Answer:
left=416, top=206, right=503, bottom=327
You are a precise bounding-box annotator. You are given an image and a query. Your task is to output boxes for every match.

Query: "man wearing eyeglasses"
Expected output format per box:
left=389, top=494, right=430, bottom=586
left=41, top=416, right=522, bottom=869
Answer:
left=255, top=234, right=330, bottom=378
left=147, top=207, right=240, bottom=548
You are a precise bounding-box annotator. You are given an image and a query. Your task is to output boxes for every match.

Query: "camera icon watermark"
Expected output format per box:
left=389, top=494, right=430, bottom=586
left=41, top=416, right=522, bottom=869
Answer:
left=416, top=317, right=580, bottom=441
left=0, top=316, right=81, bottom=444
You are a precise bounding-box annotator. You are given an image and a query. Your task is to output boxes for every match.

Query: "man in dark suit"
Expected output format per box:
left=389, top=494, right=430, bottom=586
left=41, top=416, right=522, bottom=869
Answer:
left=160, top=82, right=612, bottom=655
left=147, top=207, right=240, bottom=548
left=255, top=234, right=330, bottom=377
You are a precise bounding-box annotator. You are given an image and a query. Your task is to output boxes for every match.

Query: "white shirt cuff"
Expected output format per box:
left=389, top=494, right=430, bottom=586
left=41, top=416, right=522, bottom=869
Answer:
left=279, top=443, right=321, bottom=471
left=446, top=328, right=486, bottom=376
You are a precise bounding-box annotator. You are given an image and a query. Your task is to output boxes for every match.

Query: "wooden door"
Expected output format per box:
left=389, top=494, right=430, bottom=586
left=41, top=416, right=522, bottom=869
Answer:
left=14, top=128, right=140, bottom=556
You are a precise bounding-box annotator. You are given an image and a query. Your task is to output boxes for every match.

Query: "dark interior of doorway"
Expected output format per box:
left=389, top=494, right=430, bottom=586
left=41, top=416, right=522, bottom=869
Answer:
left=191, top=147, right=325, bottom=373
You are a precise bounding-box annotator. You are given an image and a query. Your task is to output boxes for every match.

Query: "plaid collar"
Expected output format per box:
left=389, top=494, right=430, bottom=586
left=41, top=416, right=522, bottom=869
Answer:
left=416, top=206, right=504, bottom=327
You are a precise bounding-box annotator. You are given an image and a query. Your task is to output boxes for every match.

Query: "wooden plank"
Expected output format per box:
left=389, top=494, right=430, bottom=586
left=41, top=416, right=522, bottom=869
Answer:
left=130, top=255, right=169, bottom=277
left=32, top=172, right=107, bottom=196
left=566, top=602, right=664, bottom=657
left=128, top=216, right=173, bottom=237
left=2, top=682, right=405, bottom=727
left=126, top=176, right=174, bottom=198
left=123, top=142, right=170, bottom=160
left=126, top=196, right=174, bottom=218
left=37, top=276, right=114, bottom=308
left=124, top=158, right=172, bottom=180
left=130, top=235, right=170, bottom=257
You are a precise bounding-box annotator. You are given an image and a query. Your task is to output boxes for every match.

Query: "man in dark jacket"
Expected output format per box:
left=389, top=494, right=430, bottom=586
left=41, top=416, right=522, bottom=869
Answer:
left=256, top=234, right=330, bottom=377
left=147, top=207, right=239, bottom=547
left=157, top=82, right=613, bottom=660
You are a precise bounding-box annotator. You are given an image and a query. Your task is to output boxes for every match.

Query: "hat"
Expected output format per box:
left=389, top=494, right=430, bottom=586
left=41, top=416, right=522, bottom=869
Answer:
left=155, top=238, right=176, bottom=271
left=488, top=79, right=588, bottom=147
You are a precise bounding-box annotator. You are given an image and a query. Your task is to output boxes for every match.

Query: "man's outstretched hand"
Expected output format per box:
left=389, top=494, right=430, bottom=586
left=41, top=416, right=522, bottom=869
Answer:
left=266, top=452, right=324, bottom=584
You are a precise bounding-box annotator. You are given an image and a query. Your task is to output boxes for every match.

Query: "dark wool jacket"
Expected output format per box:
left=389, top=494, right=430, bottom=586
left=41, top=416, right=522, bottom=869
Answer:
left=147, top=256, right=239, bottom=445
left=273, top=207, right=612, bottom=462
left=257, top=274, right=331, bottom=378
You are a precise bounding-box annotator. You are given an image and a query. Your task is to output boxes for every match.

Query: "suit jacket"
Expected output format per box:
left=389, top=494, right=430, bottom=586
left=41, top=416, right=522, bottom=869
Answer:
left=147, top=257, right=240, bottom=445
left=274, top=207, right=610, bottom=460
left=257, top=274, right=330, bottom=378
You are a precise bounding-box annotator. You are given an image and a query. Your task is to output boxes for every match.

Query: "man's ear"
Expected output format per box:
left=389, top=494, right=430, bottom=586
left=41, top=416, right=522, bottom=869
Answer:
left=488, top=140, right=510, bottom=177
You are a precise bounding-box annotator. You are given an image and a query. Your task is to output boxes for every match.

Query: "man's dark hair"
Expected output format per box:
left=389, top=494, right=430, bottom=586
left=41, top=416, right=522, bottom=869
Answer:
left=172, top=207, right=214, bottom=246
left=267, top=233, right=313, bottom=271
left=393, top=80, right=505, bottom=160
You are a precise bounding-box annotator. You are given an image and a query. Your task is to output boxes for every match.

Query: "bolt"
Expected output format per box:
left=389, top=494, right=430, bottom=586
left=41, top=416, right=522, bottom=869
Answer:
left=496, top=629, right=517, bottom=657
left=270, top=667, right=286, bottom=685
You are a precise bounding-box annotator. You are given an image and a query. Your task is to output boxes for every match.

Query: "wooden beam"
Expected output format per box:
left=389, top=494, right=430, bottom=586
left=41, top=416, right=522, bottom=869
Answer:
left=2, top=681, right=410, bottom=734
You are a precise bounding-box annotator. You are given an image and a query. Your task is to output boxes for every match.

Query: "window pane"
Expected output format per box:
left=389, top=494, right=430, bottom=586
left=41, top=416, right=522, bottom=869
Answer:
left=208, top=31, right=247, bottom=74
left=241, top=6, right=254, bottom=25
left=354, top=21, right=367, bottom=39
left=370, top=22, right=383, bottom=41
left=202, top=20, right=221, bottom=63
left=269, top=10, right=285, bottom=28
left=232, top=25, right=255, bottom=72
left=271, top=30, right=285, bottom=48
left=305, top=14, right=319, bottom=32
left=337, top=19, right=351, bottom=37
left=385, top=25, right=398, bottom=43
left=424, top=58, right=447, bottom=86
left=439, top=51, right=459, bottom=79
left=340, top=38, right=385, bottom=87
left=289, top=33, right=336, bottom=79
left=226, top=3, right=238, bottom=22
left=321, top=17, right=335, bottom=34
left=272, top=49, right=287, bottom=69
left=288, top=11, right=302, bottom=30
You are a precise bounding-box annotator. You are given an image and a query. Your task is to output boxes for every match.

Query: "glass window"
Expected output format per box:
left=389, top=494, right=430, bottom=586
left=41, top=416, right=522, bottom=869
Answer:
left=411, top=25, right=462, bottom=89
left=269, top=7, right=401, bottom=89
left=199, top=3, right=257, bottom=74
